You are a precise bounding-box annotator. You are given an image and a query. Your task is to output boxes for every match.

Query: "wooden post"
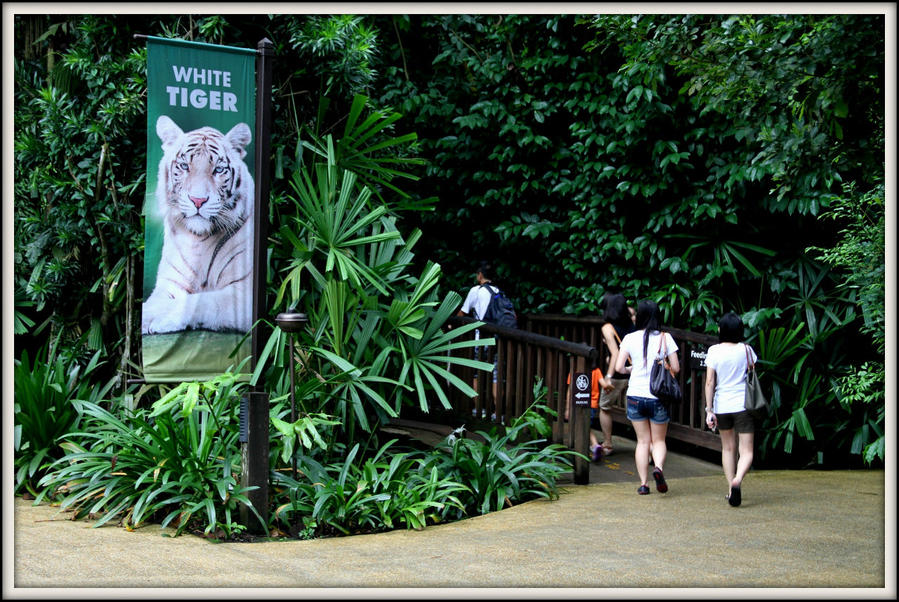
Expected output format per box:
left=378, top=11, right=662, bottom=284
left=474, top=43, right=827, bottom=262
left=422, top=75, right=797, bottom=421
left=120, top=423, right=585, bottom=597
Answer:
left=552, top=351, right=564, bottom=444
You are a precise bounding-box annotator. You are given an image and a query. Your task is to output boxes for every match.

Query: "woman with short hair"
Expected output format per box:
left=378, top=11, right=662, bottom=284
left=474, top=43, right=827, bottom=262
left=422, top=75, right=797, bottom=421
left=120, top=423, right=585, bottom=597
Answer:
left=704, top=311, right=758, bottom=507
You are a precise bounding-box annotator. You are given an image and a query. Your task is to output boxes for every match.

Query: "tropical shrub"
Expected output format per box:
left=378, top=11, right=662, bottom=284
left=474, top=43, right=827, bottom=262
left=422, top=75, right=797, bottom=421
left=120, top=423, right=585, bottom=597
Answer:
left=810, top=182, right=886, bottom=465
left=14, top=339, right=115, bottom=496
left=14, top=15, right=150, bottom=380
left=271, top=385, right=576, bottom=537
left=372, top=13, right=885, bottom=468
left=273, top=439, right=468, bottom=537
left=431, top=397, right=580, bottom=518
left=253, top=115, right=494, bottom=455
left=36, top=372, right=263, bottom=536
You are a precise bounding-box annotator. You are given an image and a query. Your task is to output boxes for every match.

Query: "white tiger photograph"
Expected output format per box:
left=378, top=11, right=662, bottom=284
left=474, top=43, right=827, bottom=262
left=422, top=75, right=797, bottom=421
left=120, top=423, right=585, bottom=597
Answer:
left=141, top=115, right=254, bottom=335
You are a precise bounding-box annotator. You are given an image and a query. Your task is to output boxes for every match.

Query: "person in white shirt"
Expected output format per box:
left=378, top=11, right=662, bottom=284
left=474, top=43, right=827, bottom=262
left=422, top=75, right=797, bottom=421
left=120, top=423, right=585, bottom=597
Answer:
left=458, top=261, right=494, bottom=322
left=704, top=312, right=758, bottom=507
left=457, top=261, right=498, bottom=406
left=615, top=299, right=680, bottom=495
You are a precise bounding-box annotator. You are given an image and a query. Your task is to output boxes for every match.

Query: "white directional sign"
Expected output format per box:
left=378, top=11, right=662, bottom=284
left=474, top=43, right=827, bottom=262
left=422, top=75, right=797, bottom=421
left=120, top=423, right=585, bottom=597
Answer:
left=573, top=372, right=591, bottom=406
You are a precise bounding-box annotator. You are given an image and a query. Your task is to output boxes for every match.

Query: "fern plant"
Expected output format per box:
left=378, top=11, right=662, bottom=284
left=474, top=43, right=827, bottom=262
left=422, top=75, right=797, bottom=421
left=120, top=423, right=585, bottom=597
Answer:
left=254, top=129, right=493, bottom=454
left=14, top=339, right=114, bottom=496
left=273, top=439, right=468, bottom=537
left=36, top=372, right=263, bottom=537
left=432, top=388, right=582, bottom=518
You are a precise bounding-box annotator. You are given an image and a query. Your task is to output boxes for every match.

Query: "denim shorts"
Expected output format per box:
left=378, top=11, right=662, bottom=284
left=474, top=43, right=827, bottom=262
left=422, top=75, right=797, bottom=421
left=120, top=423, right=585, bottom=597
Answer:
left=626, top=396, right=670, bottom=424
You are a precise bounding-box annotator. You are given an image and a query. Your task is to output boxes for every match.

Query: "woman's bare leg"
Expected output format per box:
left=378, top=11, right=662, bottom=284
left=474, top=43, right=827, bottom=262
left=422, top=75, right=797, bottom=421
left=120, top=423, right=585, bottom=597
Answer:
left=719, top=428, right=737, bottom=495
left=734, top=431, right=754, bottom=487
left=649, top=421, right=668, bottom=471
left=631, top=419, right=651, bottom=486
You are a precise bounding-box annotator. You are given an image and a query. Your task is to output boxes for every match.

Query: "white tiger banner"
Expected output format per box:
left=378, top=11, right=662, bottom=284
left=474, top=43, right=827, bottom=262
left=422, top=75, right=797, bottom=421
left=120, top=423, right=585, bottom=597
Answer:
left=141, top=37, right=256, bottom=383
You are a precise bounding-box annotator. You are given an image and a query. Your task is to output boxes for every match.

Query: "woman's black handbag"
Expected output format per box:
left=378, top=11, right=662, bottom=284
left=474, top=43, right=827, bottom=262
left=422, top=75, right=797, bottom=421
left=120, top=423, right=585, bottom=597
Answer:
left=649, top=333, right=682, bottom=407
left=744, top=344, right=768, bottom=414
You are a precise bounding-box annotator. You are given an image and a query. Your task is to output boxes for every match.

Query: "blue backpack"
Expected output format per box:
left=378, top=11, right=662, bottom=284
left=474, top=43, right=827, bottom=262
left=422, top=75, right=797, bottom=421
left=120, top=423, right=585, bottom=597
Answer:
left=480, top=283, right=518, bottom=329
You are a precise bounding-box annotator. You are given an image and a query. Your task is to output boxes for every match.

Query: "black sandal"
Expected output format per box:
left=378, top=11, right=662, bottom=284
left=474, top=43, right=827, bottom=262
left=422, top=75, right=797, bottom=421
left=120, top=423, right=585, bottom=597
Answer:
left=728, top=485, right=742, bottom=507
left=652, top=467, right=668, bottom=493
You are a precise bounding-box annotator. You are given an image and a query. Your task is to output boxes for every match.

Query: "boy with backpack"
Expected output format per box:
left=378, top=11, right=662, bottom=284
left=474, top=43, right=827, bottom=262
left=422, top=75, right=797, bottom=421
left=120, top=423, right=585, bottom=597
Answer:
left=457, top=260, right=518, bottom=328
left=457, top=261, right=518, bottom=409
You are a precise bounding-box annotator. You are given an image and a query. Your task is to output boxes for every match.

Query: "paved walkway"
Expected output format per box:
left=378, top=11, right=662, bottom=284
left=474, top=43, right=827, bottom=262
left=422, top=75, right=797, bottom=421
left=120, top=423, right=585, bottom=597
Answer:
left=6, top=433, right=893, bottom=597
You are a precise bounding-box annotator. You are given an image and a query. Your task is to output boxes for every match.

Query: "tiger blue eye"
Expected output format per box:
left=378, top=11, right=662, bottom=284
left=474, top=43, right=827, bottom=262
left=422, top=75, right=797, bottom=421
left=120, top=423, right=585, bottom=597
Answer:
left=214, top=165, right=225, bottom=174
left=178, top=162, right=189, bottom=170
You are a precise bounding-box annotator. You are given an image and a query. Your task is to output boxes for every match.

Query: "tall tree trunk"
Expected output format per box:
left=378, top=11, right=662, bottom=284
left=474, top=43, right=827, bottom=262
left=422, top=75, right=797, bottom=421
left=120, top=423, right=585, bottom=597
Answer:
left=119, top=254, right=135, bottom=392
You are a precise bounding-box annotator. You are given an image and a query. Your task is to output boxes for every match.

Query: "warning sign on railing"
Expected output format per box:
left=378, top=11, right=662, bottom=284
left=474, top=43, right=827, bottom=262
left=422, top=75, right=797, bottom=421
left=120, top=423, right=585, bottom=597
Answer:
left=572, top=372, right=591, bottom=406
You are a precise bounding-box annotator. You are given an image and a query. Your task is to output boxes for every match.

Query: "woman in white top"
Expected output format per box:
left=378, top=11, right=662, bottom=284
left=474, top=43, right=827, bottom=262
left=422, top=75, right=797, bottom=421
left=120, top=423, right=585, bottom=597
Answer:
left=704, top=312, right=758, bottom=507
left=615, top=300, right=679, bottom=495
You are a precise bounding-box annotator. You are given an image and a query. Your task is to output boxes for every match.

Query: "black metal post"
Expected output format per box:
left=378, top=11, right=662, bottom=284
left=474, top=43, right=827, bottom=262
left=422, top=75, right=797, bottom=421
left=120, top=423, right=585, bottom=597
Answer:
left=251, top=37, right=274, bottom=374
left=240, top=390, right=270, bottom=532
left=275, top=311, right=308, bottom=538
left=288, top=330, right=296, bottom=478
left=241, top=38, right=274, bottom=534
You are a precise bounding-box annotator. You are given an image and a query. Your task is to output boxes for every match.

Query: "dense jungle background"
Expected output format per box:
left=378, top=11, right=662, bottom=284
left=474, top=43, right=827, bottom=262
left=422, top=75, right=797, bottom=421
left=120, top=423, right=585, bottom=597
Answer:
left=12, top=11, right=886, bottom=509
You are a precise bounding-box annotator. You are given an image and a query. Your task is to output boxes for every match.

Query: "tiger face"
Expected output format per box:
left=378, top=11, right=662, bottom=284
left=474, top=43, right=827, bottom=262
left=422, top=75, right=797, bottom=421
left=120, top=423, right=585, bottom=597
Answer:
left=156, top=115, right=252, bottom=237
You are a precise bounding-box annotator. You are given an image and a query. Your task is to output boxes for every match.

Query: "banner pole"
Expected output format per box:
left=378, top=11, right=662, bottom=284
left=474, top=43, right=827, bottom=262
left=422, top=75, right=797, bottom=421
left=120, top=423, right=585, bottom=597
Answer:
left=241, top=37, right=274, bottom=534
left=251, top=38, right=273, bottom=377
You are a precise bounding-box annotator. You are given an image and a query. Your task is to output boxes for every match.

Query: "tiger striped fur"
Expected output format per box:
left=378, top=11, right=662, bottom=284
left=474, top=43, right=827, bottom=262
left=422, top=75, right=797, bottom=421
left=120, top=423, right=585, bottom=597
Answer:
left=141, top=115, right=254, bottom=335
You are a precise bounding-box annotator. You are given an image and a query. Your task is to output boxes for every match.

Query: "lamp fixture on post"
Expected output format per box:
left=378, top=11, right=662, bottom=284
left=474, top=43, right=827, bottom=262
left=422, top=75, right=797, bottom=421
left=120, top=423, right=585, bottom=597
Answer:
left=275, top=311, right=308, bottom=490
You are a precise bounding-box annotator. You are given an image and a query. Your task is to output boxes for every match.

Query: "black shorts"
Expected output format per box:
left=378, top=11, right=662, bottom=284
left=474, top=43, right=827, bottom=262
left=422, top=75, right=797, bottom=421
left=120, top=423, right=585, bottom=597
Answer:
left=716, top=410, right=756, bottom=434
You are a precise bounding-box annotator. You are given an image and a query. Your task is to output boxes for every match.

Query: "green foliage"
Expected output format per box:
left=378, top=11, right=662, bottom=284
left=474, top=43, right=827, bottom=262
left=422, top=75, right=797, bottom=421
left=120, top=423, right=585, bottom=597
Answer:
left=592, top=15, right=876, bottom=211
left=255, top=124, right=493, bottom=452
left=274, top=440, right=468, bottom=536
left=811, top=182, right=885, bottom=352
left=287, top=15, right=379, bottom=101
left=743, top=181, right=882, bottom=466
left=372, top=13, right=884, bottom=468
left=14, top=339, right=115, bottom=496
left=271, top=394, right=576, bottom=536
left=831, top=362, right=885, bottom=463
left=749, top=262, right=860, bottom=466
left=36, top=373, right=263, bottom=536
left=808, top=182, right=886, bottom=466
left=271, top=410, right=342, bottom=464
left=300, top=94, right=430, bottom=209
left=14, top=15, right=148, bottom=363
left=374, top=14, right=883, bottom=322
left=431, top=399, right=579, bottom=517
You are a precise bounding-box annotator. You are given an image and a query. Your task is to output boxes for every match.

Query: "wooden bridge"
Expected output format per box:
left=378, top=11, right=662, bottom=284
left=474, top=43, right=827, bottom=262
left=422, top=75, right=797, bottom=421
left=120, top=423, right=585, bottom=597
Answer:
left=403, top=313, right=722, bottom=484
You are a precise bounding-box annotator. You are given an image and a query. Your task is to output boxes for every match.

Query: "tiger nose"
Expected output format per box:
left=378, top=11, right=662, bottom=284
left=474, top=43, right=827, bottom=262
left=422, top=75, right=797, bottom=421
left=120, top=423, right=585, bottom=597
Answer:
left=189, top=195, right=208, bottom=209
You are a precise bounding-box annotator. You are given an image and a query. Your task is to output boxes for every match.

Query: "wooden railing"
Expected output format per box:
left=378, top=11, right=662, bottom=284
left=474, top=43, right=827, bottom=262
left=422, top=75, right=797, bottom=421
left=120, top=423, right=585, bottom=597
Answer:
left=445, top=316, right=594, bottom=423
left=444, top=315, right=598, bottom=483
left=441, top=314, right=722, bottom=458
left=523, top=314, right=722, bottom=451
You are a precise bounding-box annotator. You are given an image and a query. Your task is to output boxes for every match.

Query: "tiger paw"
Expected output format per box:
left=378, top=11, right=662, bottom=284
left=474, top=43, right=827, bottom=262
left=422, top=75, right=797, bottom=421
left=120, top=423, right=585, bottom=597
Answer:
left=142, top=298, right=189, bottom=334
